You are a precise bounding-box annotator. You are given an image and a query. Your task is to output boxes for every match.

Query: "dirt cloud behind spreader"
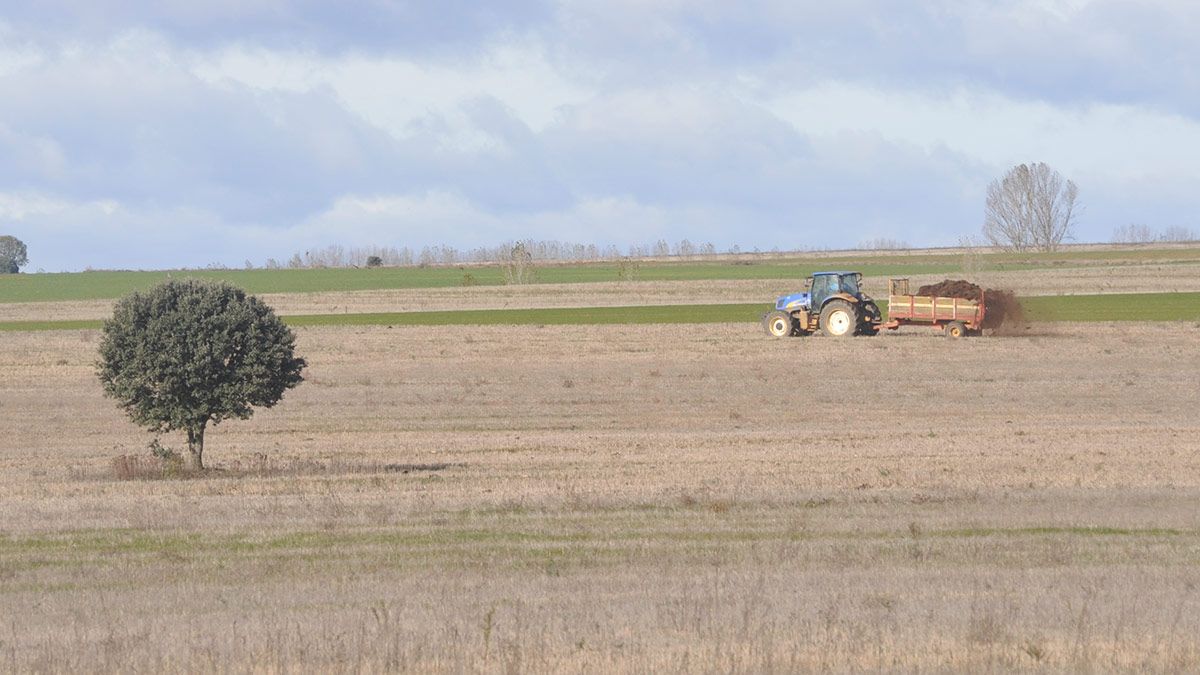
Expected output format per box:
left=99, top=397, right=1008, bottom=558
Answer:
left=915, top=279, right=1024, bottom=330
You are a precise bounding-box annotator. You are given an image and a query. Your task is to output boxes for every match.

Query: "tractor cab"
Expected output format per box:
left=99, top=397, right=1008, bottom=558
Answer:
left=808, top=271, right=863, bottom=309
left=765, top=271, right=882, bottom=338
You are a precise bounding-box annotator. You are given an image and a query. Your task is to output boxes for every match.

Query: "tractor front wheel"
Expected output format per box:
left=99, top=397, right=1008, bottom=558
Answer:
left=821, top=300, right=858, bottom=338
left=764, top=310, right=795, bottom=338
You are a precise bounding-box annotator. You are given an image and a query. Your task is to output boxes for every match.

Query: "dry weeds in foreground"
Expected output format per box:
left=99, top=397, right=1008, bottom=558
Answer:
left=1, top=322, right=1200, bottom=671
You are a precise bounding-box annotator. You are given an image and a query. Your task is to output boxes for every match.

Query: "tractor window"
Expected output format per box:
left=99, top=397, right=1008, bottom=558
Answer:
left=810, top=275, right=832, bottom=304
left=839, top=274, right=860, bottom=295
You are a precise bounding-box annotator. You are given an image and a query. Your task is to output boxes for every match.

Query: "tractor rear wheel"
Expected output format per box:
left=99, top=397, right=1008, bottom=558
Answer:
left=856, top=301, right=880, bottom=336
left=764, top=310, right=795, bottom=338
left=821, top=300, right=857, bottom=338
left=944, top=321, right=967, bottom=339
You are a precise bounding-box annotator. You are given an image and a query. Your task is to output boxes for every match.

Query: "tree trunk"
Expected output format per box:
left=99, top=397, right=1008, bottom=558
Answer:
left=186, top=423, right=206, bottom=471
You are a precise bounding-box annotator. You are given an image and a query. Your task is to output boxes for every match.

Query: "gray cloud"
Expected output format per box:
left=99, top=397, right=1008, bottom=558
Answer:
left=554, top=1, right=1200, bottom=115
left=0, top=49, right=405, bottom=225
left=8, top=1, right=1200, bottom=114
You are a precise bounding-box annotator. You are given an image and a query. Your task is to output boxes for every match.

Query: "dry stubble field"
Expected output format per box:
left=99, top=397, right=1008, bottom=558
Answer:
left=2, top=319, right=1200, bottom=672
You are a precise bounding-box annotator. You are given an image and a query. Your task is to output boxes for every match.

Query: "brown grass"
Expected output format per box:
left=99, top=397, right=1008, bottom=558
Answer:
left=1, top=322, right=1199, bottom=671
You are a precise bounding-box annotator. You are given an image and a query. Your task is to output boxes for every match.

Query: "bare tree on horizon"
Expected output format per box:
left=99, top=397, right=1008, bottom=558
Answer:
left=983, top=162, right=1079, bottom=252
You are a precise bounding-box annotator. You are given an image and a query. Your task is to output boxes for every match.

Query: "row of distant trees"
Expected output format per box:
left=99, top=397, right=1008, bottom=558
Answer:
left=255, top=237, right=935, bottom=271
left=257, top=239, right=773, bottom=270
left=1111, top=224, right=1197, bottom=244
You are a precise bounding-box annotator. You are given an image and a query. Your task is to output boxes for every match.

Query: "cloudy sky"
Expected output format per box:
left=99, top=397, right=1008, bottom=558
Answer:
left=2, top=1, right=1198, bottom=271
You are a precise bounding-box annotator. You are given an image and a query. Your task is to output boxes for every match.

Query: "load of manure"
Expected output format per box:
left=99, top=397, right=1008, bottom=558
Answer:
left=914, top=279, right=1023, bottom=329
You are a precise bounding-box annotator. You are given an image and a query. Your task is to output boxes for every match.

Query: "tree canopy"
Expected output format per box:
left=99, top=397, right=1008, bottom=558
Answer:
left=0, top=235, right=28, bottom=273
left=97, top=278, right=306, bottom=470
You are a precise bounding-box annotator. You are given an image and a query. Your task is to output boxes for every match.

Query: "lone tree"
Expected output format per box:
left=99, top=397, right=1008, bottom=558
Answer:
left=983, top=162, right=1079, bottom=252
left=97, top=279, right=306, bottom=470
left=501, top=241, right=536, bottom=285
left=0, top=235, right=28, bottom=273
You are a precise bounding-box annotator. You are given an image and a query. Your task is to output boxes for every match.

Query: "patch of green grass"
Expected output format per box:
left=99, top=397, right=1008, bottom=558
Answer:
left=9, top=245, right=1200, bottom=303
left=0, top=319, right=104, bottom=331
left=0, top=268, right=503, bottom=302
left=1017, top=293, right=1200, bottom=322
left=3, top=293, right=1199, bottom=332
left=2, top=522, right=1189, bottom=562
left=4, top=519, right=1197, bottom=594
left=0, top=263, right=948, bottom=303
left=0, top=530, right=207, bottom=555
left=0, top=527, right=608, bottom=558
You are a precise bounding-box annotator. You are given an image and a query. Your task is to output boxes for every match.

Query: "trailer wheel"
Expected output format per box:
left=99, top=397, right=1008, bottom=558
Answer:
left=764, top=310, right=795, bottom=338
left=944, top=321, right=967, bottom=339
left=821, top=300, right=857, bottom=338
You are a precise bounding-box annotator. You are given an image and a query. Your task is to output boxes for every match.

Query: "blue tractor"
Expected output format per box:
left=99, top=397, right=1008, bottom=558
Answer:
left=763, top=271, right=883, bottom=338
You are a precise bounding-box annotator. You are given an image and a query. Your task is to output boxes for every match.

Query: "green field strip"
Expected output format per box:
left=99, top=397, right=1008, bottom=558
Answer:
left=1017, top=293, right=1200, bottom=322
left=0, top=263, right=968, bottom=302
left=9, top=246, right=1200, bottom=303
left=2, top=293, right=1198, bottom=332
